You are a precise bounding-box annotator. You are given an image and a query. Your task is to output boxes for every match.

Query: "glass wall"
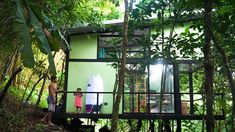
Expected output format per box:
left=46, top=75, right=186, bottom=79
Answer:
left=123, top=64, right=148, bottom=113
left=123, top=63, right=175, bottom=114
left=149, top=64, right=175, bottom=113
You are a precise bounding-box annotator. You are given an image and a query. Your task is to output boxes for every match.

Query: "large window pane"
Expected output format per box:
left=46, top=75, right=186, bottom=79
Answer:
left=149, top=64, right=175, bottom=113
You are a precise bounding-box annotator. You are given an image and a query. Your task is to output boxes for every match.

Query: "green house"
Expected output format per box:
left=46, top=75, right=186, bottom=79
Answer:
left=56, top=20, right=224, bottom=131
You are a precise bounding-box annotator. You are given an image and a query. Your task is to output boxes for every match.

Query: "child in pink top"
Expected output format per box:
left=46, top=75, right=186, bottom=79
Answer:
left=74, top=88, right=83, bottom=113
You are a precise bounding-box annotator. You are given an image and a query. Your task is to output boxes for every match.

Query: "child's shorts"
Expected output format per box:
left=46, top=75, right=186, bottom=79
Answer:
left=48, top=103, right=55, bottom=112
left=47, top=96, right=55, bottom=112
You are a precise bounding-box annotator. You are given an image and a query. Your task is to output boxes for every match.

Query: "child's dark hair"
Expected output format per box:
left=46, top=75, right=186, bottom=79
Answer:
left=77, top=88, right=81, bottom=91
left=51, top=75, right=57, bottom=81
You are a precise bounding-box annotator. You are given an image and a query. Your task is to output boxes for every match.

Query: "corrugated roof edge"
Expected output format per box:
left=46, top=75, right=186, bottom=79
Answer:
left=68, top=19, right=123, bottom=35
left=68, top=15, right=203, bottom=35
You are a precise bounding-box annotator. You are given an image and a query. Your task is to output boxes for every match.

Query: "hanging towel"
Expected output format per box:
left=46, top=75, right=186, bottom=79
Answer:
left=98, top=48, right=106, bottom=58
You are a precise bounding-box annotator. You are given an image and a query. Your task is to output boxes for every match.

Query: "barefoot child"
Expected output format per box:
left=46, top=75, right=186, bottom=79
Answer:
left=41, top=75, right=62, bottom=126
left=74, top=88, right=83, bottom=113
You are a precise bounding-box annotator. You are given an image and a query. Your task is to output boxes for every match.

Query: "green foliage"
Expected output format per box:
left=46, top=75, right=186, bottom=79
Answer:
left=74, top=0, right=120, bottom=25
left=14, top=0, right=35, bottom=68
left=0, top=107, right=27, bottom=131
left=29, top=0, right=120, bottom=27
left=182, top=120, right=204, bottom=132
left=0, top=93, right=29, bottom=131
left=129, top=0, right=235, bottom=130
left=2, top=0, right=121, bottom=75
left=176, top=26, right=203, bottom=59
left=11, top=0, right=58, bottom=73
left=0, top=88, right=50, bottom=131
left=179, top=74, right=189, bottom=92
left=26, top=2, right=56, bottom=74
left=0, top=0, right=16, bottom=47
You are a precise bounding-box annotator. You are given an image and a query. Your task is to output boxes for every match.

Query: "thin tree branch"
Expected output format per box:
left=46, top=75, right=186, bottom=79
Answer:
left=0, top=66, right=23, bottom=104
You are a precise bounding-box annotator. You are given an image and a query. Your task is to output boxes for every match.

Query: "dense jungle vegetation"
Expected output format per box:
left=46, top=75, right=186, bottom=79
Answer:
left=1, top=0, right=235, bottom=131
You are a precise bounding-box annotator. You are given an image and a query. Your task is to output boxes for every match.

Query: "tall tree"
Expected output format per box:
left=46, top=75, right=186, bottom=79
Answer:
left=211, top=1, right=235, bottom=130
left=203, top=0, right=214, bottom=131
left=211, top=32, right=235, bottom=130
left=111, top=0, right=129, bottom=131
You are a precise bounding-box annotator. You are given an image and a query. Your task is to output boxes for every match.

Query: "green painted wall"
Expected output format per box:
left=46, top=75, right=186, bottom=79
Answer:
left=66, top=62, right=117, bottom=113
left=70, top=34, right=97, bottom=59
left=150, top=24, right=190, bottom=35
left=66, top=34, right=122, bottom=113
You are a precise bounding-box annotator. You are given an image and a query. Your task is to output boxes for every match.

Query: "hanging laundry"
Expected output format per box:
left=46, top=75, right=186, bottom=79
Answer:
left=98, top=48, right=106, bottom=58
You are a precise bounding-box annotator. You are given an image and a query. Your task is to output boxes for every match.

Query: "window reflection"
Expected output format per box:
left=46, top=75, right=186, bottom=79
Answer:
left=149, top=64, right=175, bottom=113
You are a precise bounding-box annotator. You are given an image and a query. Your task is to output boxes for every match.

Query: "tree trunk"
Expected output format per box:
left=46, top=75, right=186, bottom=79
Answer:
left=112, top=73, right=118, bottom=108
left=111, top=0, right=129, bottom=131
left=203, top=0, right=214, bottom=131
left=0, top=47, right=17, bottom=82
left=35, top=72, right=48, bottom=110
left=0, top=66, right=22, bottom=104
left=35, top=52, right=56, bottom=110
left=21, top=72, right=34, bottom=102
left=58, top=56, right=65, bottom=88
left=25, top=75, right=44, bottom=104
left=21, top=56, right=48, bottom=102
left=159, top=65, right=167, bottom=132
left=12, top=48, right=20, bottom=86
left=211, top=32, right=235, bottom=131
